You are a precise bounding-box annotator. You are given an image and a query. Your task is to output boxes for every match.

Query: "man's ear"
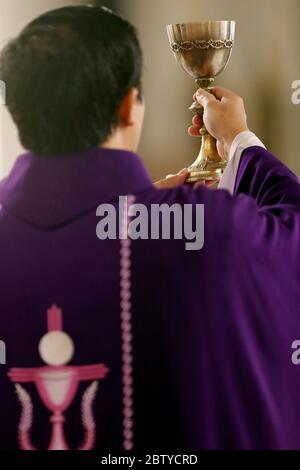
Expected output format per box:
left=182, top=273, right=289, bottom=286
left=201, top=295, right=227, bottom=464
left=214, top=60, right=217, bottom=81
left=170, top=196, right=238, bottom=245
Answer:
left=118, top=87, right=139, bottom=127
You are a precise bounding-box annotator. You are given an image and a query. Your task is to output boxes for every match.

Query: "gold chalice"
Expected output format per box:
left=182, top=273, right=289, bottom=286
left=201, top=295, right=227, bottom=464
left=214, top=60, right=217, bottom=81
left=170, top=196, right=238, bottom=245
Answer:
left=167, top=21, right=235, bottom=182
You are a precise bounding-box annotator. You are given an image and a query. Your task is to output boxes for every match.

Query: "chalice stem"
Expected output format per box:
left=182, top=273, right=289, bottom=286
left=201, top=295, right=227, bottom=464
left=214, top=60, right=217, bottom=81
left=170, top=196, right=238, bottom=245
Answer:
left=186, top=78, right=226, bottom=182
left=48, top=412, right=68, bottom=450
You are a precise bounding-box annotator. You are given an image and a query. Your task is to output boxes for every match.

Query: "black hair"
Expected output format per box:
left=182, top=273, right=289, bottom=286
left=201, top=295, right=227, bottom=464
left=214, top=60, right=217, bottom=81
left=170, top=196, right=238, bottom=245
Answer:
left=0, top=5, right=143, bottom=155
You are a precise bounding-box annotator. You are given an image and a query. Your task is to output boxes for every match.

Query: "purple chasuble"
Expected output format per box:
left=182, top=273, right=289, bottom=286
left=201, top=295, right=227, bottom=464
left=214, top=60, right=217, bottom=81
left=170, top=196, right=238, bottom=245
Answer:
left=0, top=146, right=299, bottom=450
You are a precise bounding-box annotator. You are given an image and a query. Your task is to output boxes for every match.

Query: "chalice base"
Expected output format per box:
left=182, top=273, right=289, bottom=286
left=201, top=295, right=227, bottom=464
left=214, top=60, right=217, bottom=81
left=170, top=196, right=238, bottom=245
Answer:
left=187, top=82, right=227, bottom=184
left=186, top=167, right=224, bottom=183
left=186, top=132, right=227, bottom=183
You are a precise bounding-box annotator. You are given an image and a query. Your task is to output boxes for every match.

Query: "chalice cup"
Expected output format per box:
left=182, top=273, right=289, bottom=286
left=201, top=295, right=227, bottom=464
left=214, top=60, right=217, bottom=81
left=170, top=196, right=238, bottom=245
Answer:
left=167, top=21, right=235, bottom=182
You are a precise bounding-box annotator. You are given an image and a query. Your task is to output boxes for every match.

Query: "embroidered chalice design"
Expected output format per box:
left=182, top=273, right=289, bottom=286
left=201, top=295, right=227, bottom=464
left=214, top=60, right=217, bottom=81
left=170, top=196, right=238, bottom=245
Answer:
left=8, top=305, right=109, bottom=450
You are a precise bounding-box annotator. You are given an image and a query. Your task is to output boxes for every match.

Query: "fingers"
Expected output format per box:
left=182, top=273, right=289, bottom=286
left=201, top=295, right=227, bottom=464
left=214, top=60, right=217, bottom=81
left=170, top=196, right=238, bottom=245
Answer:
left=155, top=168, right=189, bottom=189
left=188, top=126, right=201, bottom=137
left=193, top=86, right=247, bottom=148
left=188, top=114, right=203, bottom=137
left=192, top=114, right=203, bottom=127
left=195, top=88, right=216, bottom=107
left=196, top=86, right=239, bottom=107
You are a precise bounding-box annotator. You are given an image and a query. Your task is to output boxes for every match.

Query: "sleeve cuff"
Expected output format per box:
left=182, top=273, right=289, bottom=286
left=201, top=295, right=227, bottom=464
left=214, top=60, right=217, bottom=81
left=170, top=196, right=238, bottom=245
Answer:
left=218, top=131, right=266, bottom=194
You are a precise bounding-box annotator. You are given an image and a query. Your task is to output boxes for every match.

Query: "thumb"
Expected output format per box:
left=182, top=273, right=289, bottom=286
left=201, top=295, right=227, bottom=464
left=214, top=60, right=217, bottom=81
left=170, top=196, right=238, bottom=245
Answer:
left=212, top=86, right=236, bottom=101
left=155, top=169, right=189, bottom=189
left=196, top=88, right=216, bottom=107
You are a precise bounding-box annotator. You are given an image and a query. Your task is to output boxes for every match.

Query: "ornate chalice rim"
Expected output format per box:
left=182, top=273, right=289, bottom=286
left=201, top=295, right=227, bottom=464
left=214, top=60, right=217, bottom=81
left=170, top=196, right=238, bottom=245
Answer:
left=170, top=39, right=234, bottom=53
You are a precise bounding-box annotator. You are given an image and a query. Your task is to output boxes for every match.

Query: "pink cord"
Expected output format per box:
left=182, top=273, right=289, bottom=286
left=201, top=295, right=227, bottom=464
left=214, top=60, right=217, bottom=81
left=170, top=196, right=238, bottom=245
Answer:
left=120, top=195, right=135, bottom=450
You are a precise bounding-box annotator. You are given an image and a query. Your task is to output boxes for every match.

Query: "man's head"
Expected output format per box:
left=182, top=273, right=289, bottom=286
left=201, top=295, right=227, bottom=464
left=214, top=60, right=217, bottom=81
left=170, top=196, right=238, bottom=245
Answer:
left=0, top=5, right=145, bottom=155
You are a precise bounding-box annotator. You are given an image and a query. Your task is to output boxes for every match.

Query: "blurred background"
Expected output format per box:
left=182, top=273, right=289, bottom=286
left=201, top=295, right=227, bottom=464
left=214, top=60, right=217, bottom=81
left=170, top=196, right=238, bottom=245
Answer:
left=0, top=0, right=300, bottom=180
